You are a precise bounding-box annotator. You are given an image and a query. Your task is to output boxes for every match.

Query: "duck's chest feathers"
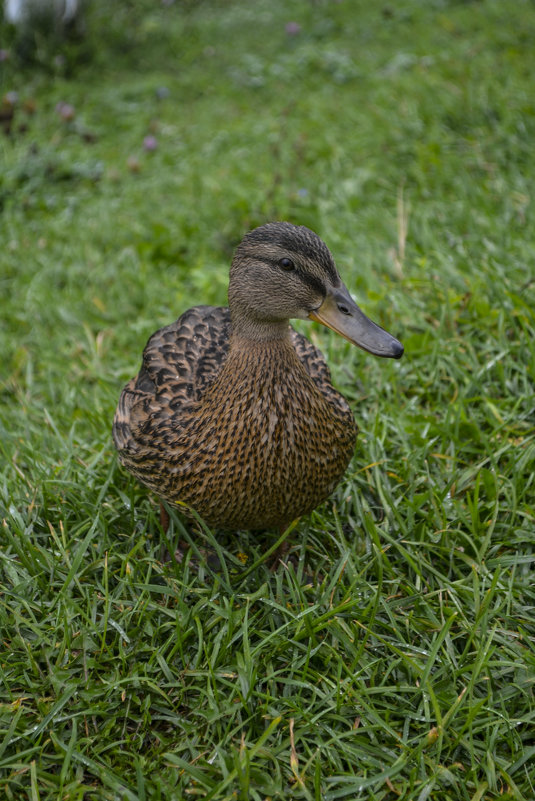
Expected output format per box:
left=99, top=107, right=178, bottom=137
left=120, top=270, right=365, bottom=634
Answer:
left=203, top=343, right=338, bottom=455
left=163, top=338, right=356, bottom=529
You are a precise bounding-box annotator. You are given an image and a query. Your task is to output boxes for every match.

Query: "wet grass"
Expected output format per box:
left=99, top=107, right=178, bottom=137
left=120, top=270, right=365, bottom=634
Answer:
left=1, top=0, right=534, bottom=798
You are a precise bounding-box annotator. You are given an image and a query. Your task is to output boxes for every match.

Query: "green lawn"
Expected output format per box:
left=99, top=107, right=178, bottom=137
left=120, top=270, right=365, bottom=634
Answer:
left=1, top=1, right=534, bottom=798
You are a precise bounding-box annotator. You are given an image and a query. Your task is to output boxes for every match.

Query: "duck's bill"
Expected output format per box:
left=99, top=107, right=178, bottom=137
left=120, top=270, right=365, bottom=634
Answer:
left=309, top=283, right=404, bottom=359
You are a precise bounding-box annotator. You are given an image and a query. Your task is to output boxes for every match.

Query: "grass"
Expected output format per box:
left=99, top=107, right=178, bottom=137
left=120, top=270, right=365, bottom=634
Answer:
left=1, top=0, right=534, bottom=798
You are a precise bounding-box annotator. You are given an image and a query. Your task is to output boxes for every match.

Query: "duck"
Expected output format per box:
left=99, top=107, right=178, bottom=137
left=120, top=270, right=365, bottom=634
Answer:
left=113, top=222, right=403, bottom=532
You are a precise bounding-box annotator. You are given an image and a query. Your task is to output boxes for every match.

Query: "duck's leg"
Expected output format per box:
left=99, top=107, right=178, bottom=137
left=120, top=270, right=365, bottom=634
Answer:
left=269, top=524, right=291, bottom=571
left=160, top=503, right=220, bottom=571
left=160, top=502, right=190, bottom=564
left=159, top=502, right=170, bottom=532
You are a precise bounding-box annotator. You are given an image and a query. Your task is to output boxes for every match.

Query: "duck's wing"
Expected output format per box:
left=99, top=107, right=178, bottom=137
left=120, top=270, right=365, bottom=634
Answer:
left=113, top=305, right=230, bottom=455
left=290, top=327, right=332, bottom=384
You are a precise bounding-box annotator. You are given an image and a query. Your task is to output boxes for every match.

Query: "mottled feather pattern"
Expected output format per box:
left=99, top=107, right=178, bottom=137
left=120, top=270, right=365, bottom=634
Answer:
left=110, top=221, right=395, bottom=531
left=113, top=304, right=357, bottom=529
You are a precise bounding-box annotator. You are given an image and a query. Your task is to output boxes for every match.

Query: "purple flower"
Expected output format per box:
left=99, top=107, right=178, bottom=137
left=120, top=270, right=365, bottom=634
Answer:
left=56, top=101, right=75, bottom=121
left=285, top=21, right=301, bottom=36
left=143, top=135, right=158, bottom=151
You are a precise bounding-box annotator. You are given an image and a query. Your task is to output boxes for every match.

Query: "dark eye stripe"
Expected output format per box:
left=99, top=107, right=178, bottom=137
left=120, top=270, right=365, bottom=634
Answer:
left=262, top=255, right=326, bottom=295
left=296, top=270, right=325, bottom=296
left=242, top=222, right=339, bottom=284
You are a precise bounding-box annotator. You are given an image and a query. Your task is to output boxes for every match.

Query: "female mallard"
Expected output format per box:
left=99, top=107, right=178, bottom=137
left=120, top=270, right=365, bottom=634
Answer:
left=113, top=222, right=403, bottom=531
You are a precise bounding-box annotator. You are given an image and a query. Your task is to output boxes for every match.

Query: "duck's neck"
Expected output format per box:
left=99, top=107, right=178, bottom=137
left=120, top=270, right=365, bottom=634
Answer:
left=229, top=315, right=292, bottom=346
left=204, top=315, right=312, bottom=407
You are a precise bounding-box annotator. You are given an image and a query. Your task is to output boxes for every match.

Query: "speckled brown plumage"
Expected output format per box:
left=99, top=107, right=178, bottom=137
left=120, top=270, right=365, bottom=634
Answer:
left=113, top=222, right=403, bottom=531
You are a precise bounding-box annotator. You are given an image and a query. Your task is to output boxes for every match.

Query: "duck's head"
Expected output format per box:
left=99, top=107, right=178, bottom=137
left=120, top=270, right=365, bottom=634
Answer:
left=229, top=221, right=403, bottom=358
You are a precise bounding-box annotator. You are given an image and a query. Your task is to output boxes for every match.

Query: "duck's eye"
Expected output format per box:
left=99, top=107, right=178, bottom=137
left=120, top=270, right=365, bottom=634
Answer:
left=279, top=258, right=295, bottom=272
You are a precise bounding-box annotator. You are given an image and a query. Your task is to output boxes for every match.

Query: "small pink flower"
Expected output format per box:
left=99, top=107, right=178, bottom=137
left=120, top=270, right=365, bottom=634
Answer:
left=285, top=21, right=301, bottom=35
left=56, top=101, right=75, bottom=121
left=143, top=135, right=158, bottom=151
